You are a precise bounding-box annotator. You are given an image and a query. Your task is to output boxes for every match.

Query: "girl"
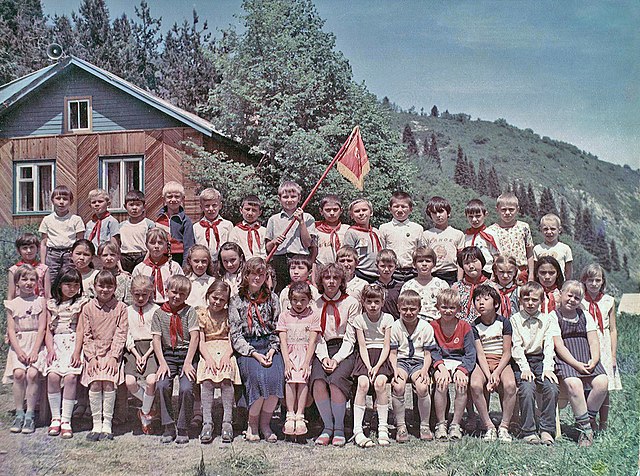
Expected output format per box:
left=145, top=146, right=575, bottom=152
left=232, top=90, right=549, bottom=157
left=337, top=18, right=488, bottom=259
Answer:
left=4, top=266, right=47, bottom=434
left=351, top=284, right=394, bottom=447
left=228, top=257, right=284, bottom=442
left=197, top=280, right=241, bottom=444
left=276, top=281, right=321, bottom=438
left=8, top=233, right=51, bottom=300
left=132, top=228, right=184, bottom=304
left=552, top=281, right=608, bottom=447
left=534, top=256, right=564, bottom=314
left=98, top=242, right=132, bottom=305
left=80, top=271, right=128, bottom=441
left=184, top=244, right=215, bottom=307
left=44, top=268, right=87, bottom=439
left=124, top=275, right=160, bottom=434
left=492, top=254, right=520, bottom=318
left=216, top=242, right=245, bottom=297
left=581, top=263, right=621, bottom=431
left=452, top=246, right=492, bottom=323
left=71, top=239, right=98, bottom=299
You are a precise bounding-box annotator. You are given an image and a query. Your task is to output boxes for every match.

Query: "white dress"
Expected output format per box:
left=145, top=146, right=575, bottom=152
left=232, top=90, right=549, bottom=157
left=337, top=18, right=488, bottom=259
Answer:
left=43, top=298, right=88, bottom=377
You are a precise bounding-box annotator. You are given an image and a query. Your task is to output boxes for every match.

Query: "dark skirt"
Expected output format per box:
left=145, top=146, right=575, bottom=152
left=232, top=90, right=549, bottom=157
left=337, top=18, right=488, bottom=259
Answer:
left=124, top=340, right=159, bottom=379
left=352, top=348, right=393, bottom=378
left=310, top=339, right=355, bottom=399
left=237, top=337, right=284, bottom=407
left=555, top=313, right=606, bottom=379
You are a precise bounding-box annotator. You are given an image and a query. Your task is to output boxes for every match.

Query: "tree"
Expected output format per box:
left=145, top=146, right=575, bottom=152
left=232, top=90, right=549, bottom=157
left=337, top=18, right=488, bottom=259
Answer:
left=559, top=198, right=571, bottom=236
left=594, top=230, right=611, bottom=271
left=476, top=158, right=488, bottom=196
left=573, top=202, right=583, bottom=242
left=430, top=105, right=439, bottom=117
left=72, top=0, right=114, bottom=69
left=610, top=239, right=621, bottom=271
left=457, top=144, right=463, bottom=162
left=466, top=156, right=476, bottom=190
left=422, top=134, right=430, bottom=156
left=516, top=182, right=529, bottom=216
left=131, top=0, right=162, bottom=91
left=454, top=152, right=466, bottom=187
left=538, top=187, right=558, bottom=217
left=487, top=165, right=501, bottom=198
left=402, top=124, right=418, bottom=156
left=580, top=209, right=596, bottom=253
left=428, top=133, right=441, bottom=169
left=527, top=184, right=538, bottom=219
left=623, top=254, right=629, bottom=278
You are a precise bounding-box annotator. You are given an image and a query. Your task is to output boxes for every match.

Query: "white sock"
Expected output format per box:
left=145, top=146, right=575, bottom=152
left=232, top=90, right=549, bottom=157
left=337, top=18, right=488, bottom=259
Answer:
left=377, top=403, right=389, bottom=433
left=353, top=404, right=366, bottom=435
left=88, top=390, right=103, bottom=433
left=61, top=399, right=75, bottom=423
left=48, top=392, right=62, bottom=421
left=417, top=394, right=432, bottom=426
left=141, top=391, right=154, bottom=415
left=132, top=386, right=145, bottom=402
left=102, top=391, right=116, bottom=434
left=392, top=394, right=406, bottom=428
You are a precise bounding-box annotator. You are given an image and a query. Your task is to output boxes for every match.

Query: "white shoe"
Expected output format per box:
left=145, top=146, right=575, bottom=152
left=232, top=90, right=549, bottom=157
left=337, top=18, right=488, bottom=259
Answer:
left=498, top=426, right=512, bottom=442
left=483, top=427, right=497, bottom=441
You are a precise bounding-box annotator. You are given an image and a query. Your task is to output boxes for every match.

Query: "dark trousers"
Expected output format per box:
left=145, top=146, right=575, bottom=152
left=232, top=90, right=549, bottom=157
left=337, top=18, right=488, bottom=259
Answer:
left=514, top=354, right=559, bottom=436
left=121, top=252, right=146, bottom=274
left=156, top=349, right=195, bottom=430
left=271, top=253, right=295, bottom=293
left=432, top=270, right=458, bottom=287
left=393, top=267, right=416, bottom=283
left=46, top=247, right=72, bottom=285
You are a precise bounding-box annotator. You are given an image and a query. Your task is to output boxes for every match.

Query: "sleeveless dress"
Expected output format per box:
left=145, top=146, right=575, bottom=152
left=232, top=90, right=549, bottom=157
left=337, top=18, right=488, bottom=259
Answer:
left=554, top=309, right=605, bottom=379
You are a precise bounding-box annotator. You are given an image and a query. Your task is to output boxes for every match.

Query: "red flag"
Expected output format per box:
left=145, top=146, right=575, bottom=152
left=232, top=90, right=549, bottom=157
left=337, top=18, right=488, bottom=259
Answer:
left=335, top=126, right=370, bottom=191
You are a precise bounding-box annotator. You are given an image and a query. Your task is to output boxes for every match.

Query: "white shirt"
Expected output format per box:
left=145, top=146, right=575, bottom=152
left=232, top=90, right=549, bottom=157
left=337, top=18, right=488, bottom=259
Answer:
left=120, top=218, right=155, bottom=253
left=39, top=212, right=85, bottom=248
left=380, top=219, right=424, bottom=268
left=193, top=216, right=233, bottom=260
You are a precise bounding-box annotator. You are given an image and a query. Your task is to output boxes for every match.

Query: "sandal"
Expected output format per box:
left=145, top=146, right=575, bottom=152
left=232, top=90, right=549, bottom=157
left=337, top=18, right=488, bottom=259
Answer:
left=60, top=422, right=73, bottom=439
left=396, top=425, right=409, bottom=443
left=448, top=423, right=463, bottom=440
left=48, top=419, right=62, bottom=437
left=221, top=422, right=233, bottom=443
left=283, top=413, right=296, bottom=435
left=331, top=435, right=346, bottom=447
left=354, top=432, right=375, bottom=448
left=434, top=422, right=448, bottom=441
left=377, top=430, right=390, bottom=446
left=199, top=423, right=214, bottom=444
left=315, top=432, right=331, bottom=446
left=420, top=424, right=434, bottom=441
left=294, top=414, right=308, bottom=436
left=264, top=432, right=278, bottom=443
left=244, top=426, right=260, bottom=442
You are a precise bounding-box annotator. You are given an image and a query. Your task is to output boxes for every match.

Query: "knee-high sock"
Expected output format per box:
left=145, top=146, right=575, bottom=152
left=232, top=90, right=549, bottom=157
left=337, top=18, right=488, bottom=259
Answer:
left=221, top=382, right=234, bottom=424
left=417, top=394, right=431, bottom=426
left=102, top=390, right=116, bottom=434
left=201, top=382, right=214, bottom=425
left=88, top=390, right=103, bottom=433
left=392, top=394, right=406, bottom=428
left=377, top=403, right=389, bottom=433
left=315, top=398, right=333, bottom=433
left=132, top=386, right=145, bottom=402
left=331, top=401, right=346, bottom=437
left=353, top=404, right=366, bottom=435
left=48, top=392, right=62, bottom=421
left=141, top=391, right=154, bottom=415
left=61, top=398, right=75, bottom=424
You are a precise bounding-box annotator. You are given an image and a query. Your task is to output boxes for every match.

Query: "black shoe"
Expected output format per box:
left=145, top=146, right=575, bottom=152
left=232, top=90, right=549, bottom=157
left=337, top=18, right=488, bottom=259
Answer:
left=221, top=422, right=233, bottom=443
left=86, top=431, right=101, bottom=442
left=98, top=432, right=114, bottom=441
left=176, top=428, right=189, bottom=444
left=161, top=425, right=176, bottom=444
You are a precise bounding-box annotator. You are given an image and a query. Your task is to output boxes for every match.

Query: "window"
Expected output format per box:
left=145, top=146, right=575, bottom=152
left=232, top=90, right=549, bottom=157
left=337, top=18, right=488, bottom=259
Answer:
left=14, top=161, right=55, bottom=214
left=100, top=156, right=143, bottom=210
left=65, top=97, right=92, bottom=132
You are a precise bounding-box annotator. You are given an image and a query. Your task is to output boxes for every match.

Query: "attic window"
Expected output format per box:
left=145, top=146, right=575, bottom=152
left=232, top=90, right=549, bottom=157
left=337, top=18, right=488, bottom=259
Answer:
left=66, top=97, right=92, bottom=132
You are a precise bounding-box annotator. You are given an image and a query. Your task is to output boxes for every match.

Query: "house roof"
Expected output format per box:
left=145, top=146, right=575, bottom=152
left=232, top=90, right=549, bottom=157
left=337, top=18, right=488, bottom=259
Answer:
left=0, top=55, right=242, bottom=147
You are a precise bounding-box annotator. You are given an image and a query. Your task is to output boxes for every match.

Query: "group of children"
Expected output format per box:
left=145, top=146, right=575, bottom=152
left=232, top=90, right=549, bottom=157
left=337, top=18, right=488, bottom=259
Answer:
left=3, top=179, right=621, bottom=450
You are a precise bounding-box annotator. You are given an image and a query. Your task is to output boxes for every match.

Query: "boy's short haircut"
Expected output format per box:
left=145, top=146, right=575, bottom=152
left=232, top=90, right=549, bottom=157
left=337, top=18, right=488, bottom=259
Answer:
left=457, top=246, right=486, bottom=268
left=199, top=187, right=222, bottom=203
left=97, top=241, right=121, bottom=256
left=278, top=181, right=302, bottom=196
left=165, top=274, right=192, bottom=295
left=162, top=181, right=185, bottom=197
left=472, top=284, right=501, bottom=309
left=412, top=246, right=437, bottom=265
left=580, top=263, right=607, bottom=293
left=361, top=283, right=386, bottom=304
left=436, top=288, right=461, bottom=308
left=336, top=245, right=359, bottom=263
left=316, top=262, right=347, bottom=295
left=348, top=198, right=373, bottom=214
left=320, top=194, right=342, bottom=209
left=464, top=199, right=487, bottom=216
left=376, top=249, right=398, bottom=265
left=561, top=280, right=584, bottom=299
left=88, top=189, right=110, bottom=201
left=130, top=275, right=154, bottom=294
left=14, top=264, right=38, bottom=284
left=15, top=232, right=40, bottom=249
left=124, top=190, right=146, bottom=205
left=241, top=194, right=262, bottom=208
left=94, top=269, right=117, bottom=288
left=146, top=227, right=169, bottom=244
left=51, top=185, right=74, bottom=203
left=288, top=254, right=312, bottom=271
left=389, top=191, right=413, bottom=208
left=398, top=289, right=421, bottom=308
left=496, top=192, right=519, bottom=208
left=540, top=213, right=561, bottom=228
left=519, top=281, right=544, bottom=300
left=288, top=281, right=313, bottom=301
left=426, top=196, right=451, bottom=215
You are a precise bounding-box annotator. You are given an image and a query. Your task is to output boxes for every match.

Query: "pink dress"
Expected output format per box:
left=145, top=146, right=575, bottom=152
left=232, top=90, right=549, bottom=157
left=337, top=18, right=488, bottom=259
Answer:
left=9, top=263, right=49, bottom=298
left=276, top=307, right=321, bottom=383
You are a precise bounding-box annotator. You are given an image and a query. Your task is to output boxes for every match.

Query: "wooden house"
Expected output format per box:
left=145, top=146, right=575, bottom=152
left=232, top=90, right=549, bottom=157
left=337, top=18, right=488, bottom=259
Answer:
left=0, top=55, right=252, bottom=226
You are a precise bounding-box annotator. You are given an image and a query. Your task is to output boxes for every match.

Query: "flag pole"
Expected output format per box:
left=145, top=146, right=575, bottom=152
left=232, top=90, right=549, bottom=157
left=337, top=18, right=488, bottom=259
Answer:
left=265, top=126, right=360, bottom=263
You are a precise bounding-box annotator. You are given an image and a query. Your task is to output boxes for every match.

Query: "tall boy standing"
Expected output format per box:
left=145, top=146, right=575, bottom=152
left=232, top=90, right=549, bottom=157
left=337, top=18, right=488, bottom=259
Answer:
left=193, top=188, right=233, bottom=261
left=313, top=194, right=350, bottom=266
left=343, top=198, right=382, bottom=283
left=119, top=191, right=155, bottom=274
left=155, top=181, right=195, bottom=267
left=228, top=195, right=266, bottom=259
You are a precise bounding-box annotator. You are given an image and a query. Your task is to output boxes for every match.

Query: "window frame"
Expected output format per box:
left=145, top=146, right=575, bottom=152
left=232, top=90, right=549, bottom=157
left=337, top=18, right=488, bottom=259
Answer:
left=64, top=96, right=92, bottom=133
left=13, top=160, right=56, bottom=216
left=98, top=155, right=144, bottom=212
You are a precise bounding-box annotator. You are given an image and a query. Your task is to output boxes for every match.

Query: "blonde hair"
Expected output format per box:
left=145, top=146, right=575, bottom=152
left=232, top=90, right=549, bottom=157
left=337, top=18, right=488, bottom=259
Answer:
left=398, top=290, right=421, bottom=308
left=519, top=281, right=544, bottom=300
left=561, top=280, right=584, bottom=299
left=130, top=275, right=154, bottom=295
left=348, top=198, right=373, bottom=215
left=278, top=181, right=302, bottom=196
left=97, top=241, right=121, bottom=257
left=336, top=245, right=359, bottom=263
left=146, top=228, right=169, bottom=244
left=496, top=192, right=519, bottom=208
left=88, top=188, right=110, bottom=201
left=413, top=246, right=437, bottom=265
left=162, top=181, right=185, bottom=197
left=165, top=275, right=192, bottom=295
left=199, top=187, right=222, bottom=203
left=540, top=213, right=561, bottom=228
left=436, top=288, right=461, bottom=308
left=580, top=263, right=607, bottom=293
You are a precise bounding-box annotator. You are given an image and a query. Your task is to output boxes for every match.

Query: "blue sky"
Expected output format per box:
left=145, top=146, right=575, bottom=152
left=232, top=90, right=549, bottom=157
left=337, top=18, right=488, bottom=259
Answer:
left=42, top=1, right=639, bottom=168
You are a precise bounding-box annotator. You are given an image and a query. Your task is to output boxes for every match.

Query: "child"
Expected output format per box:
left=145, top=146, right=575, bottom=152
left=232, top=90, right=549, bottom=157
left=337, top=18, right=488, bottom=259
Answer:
left=400, top=246, right=449, bottom=322
left=43, top=268, right=87, bottom=439
left=84, top=189, right=120, bottom=251
left=379, top=191, right=424, bottom=282
left=228, top=258, right=284, bottom=442
left=193, top=188, right=233, bottom=261
left=534, top=256, right=564, bottom=314
left=581, top=263, right=621, bottom=431
left=215, top=242, right=245, bottom=297
left=4, top=266, right=47, bottom=434
left=98, top=242, right=132, bottom=305
left=422, top=196, right=465, bottom=286
left=351, top=284, right=395, bottom=447
left=463, top=199, right=498, bottom=277
left=279, top=254, right=319, bottom=311
left=155, top=181, right=195, bottom=266
left=152, top=275, right=200, bottom=444
left=336, top=246, right=367, bottom=303
left=430, top=289, right=477, bottom=440
left=313, top=194, right=349, bottom=266
left=486, top=192, right=534, bottom=283
left=132, top=228, right=184, bottom=304
left=80, top=271, right=128, bottom=441
left=510, top=281, right=560, bottom=445
left=389, top=290, right=437, bottom=442
left=310, top=262, right=360, bottom=446
left=373, top=249, right=402, bottom=319
left=8, top=233, right=51, bottom=300
left=452, top=246, right=493, bottom=323
left=343, top=198, right=381, bottom=283
left=183, top=244, right=215, bottom=307
left=124, top=275, right=160, bottom=434
left=469, top=285, right=516, bottom=442
left=197, top=280, right=241, bottom=444
left=39, top=185, right=85, bottom=284
left=119, top=190, right=155, bottom=274
left=492, top=255, right=520, bottom=318
left=552, top=281, right=608, bottom=447
left=228, top=194, right=267, bottom=259
left=277, top=281, right=321, bottom=437
left=71, top=239, right=99, bottom=299
left=533, top=214, right=573, bottom=280
left=265, top=181, right=314, bottom=292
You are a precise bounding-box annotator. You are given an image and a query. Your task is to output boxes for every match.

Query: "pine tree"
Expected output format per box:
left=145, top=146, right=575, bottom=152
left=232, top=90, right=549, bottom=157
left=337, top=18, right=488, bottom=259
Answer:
left=487, top=166, right=501, bottom=198
left=457, top=144, right=463, bottom=162
left=559, top=198, right=571, bottom=236
left=430, top=105, right=439, bottom=117
left=381, top=96, right=391, bottom=109
left=476, top=158, right=488, bottom=196
left=72, top=0, right=114, bottom=69
left=467, top=157, right=476, bottom=190
left=623, top=254, right=629, bottom=278
left=428, top=133, right=441, bottom=169
left=610, top=239, right=621, bottom=271
left=594, top=231, right=611, bottom=271
left=527, top=184, right=538, bottom=219
left=131, top=0, right=162, bottom=92
left=401, top=124, right=418, bottom=156
left=538, top=187, right=558, bottom=217
left=454, top=153, right=465, bottom=186
left=516, top=182, right=529, bottom=216
left=581, top=209, right=596, bottom=253
left=573, top=203, right=583, bottom=242
left=422, top=135, right=429, bottom=156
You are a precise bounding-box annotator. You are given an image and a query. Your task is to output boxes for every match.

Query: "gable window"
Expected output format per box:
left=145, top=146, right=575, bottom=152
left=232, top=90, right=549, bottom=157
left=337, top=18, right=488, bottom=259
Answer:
left=65, top=97, right=92, bottom=132
left=100, top=156, right=143, bottom=210
left=14, top=161, right=55, bottom=214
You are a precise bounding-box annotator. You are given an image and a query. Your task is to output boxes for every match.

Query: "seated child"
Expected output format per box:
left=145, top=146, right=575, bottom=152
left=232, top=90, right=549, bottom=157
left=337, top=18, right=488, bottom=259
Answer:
left=84, top=189, right=120, bottom=253
left=8, top=233, right=50, bottom=300
left=214, top=242, right=245, bottom=297
left=534, top=256, right=564, bottom=314
left=533, top=214, right=573, bottom=280
left=373, top=249, right=402, bottom=319
left=401, top=246, right=449, bottom=321
left=119, top=191, right=155, bottom=274
left=463, top=199, right=498, bottom=277
left=155, top=181, right=195, bottom=266
left=313, top=194, right=349, bottom=266
left=336, top=246, right=367, bottom=303
left=343, top=198, right=381, bottom=283
left=279, top=254, right=319, bottom=311
left=228, top=194, right=267, bottom=259
left=452, top=246, right=494, bottom=323
left=492, top=254, right=520, bottom=317
left=193, top=188, right=233, bottom=261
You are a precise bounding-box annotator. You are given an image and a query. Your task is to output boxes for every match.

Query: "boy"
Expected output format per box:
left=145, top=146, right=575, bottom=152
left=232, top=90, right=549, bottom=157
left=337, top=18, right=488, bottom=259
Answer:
left=533, top=213, right=573, bottom=280
left=228, top=194, right=266, bottom=259
left=313, top=194, right=350, bottom=266
left=265, top=181, right=315, bottom=292
left=343, top=198, right=381, bottom=283
left=422, top=196, right=465, bottom=286
left=336, top=246, right=367, bottom=303
left=373, top=249, right=402, bottom=319
left=279, top=254, right=319, bottom=310
left=510, top=281, right=560, bottom=445
left=400, top=246, right=449, bottom=321
left=155, top=181, right=195, bottom=267
left=389, top=290, right=438, bottom=442
left=193, top=188, right=233, bottom=261
left=39, top=185, right=85, bottom=284
left=486, top=192, right=534, bottom=283
left=151, top=275, right=200, bottom=444
left=119, top=190, right=155, bottom=273
left=84, top=189, right=120, bottom=250
left=379, top=191, right=424, bottom=282
left=463, top=199, right=498, bottom=277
